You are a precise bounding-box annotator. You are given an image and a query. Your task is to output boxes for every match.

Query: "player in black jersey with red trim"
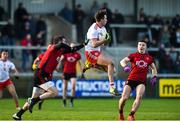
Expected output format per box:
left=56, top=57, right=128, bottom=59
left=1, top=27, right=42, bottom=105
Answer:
left=12, top=35, right=88, bottom=120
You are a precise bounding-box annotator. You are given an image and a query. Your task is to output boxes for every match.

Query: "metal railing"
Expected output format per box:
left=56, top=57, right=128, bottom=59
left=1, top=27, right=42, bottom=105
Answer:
left=109, top=23, right=162, bottom=46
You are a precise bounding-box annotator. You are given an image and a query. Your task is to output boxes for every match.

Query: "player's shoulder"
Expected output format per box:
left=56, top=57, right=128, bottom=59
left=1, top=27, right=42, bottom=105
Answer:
left=145, top=53, right=153, bottom=58
left=6, top=60, right=14, bottom=65
left=129, top=52, right=138, bottom=56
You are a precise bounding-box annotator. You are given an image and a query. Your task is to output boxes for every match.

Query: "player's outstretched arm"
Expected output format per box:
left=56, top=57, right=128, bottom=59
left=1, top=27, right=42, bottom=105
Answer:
left=120, top=57, right=131, bottom=73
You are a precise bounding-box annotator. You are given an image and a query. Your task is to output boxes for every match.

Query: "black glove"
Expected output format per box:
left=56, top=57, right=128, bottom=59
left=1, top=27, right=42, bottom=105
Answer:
left=83, top=36, right=89, bottom=45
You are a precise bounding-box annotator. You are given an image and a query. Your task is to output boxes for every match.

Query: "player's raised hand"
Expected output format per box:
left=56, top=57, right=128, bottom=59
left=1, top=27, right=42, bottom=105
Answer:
left=123, top=66, right=131, bottom=73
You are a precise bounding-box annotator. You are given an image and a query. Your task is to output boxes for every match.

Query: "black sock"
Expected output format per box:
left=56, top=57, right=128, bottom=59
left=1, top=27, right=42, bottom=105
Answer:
left=63, top=99, right=66, bottom=105
left=119, top=109, right=123, bottom=114
left=32, top=97, right=41, bottom=103
left=129, top=111, right=135, bottom=116
left=17, top=108, right=25, bottom=117
left=70, top=97, right=74, bottom=103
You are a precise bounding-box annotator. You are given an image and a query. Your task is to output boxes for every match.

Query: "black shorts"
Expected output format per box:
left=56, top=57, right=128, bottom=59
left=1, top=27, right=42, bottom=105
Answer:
left=125, top=80, right=146, bottom=90
left=33, top=69, right=52, bottom=87
left=63, top=73, right=76, bottom=80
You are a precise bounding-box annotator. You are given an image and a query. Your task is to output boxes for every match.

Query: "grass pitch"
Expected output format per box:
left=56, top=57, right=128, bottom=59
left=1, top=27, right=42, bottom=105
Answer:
left=0, top=98, right=179, bottom=120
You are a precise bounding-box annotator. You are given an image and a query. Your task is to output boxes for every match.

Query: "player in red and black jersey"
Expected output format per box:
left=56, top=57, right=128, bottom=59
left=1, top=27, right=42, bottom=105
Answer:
left=118, top=39, right=157, bottom=121
left=57, top=43, right=83, bottom=107
left=13, top=35, right=88, bottom=120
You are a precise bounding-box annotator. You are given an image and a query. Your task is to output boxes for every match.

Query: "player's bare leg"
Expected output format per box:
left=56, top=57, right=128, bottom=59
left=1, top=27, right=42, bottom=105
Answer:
left=12, top=89, right=41, bottom=120
left=128, top=84, right=145, bottom=121
left=97, top=53, right=119, bottom=96
left=62, top=79, right=68, bottom=107
left=28, top=86, right=58, bottom=113
left=6, top=84, right=19, bottom=109
left=70, top=78, right=76, bottom=107
left=119, top=85, right=131, bottom=121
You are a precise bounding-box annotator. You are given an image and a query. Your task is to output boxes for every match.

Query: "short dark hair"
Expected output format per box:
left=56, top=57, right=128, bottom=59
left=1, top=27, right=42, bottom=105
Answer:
left=1, top=49, right=8, bottom=53
left=138, top=38, right=148, bottom=44
left=51, top=35, right=65, bottom=44
left=94, top=9, right=107, bottom=22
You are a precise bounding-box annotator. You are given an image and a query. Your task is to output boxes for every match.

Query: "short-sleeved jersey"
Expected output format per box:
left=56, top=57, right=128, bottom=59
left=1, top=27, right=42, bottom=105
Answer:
left=85, top=23, right=107, bottom=52
left=38, top=45, right=64, bottom=73
left=0, top=60, right=15, bottom=82
left=38, top=53, right=44, bottom=60
left=128, top=52, right=154, bottom=82
left=63, top=52, right=81, bottom=73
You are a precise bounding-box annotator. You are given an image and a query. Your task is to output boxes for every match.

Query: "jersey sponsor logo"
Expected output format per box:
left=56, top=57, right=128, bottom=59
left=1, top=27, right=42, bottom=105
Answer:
left=159, top=79, right=180, bottom=97
left=67, top=56, right=76, bottom=62
left=56, top=56, right=61, bottom=62
left=136, top=60, right=147, bottom=68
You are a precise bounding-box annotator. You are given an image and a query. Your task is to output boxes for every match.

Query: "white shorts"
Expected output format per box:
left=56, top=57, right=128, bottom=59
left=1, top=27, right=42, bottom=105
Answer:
left=39, top=81, right=54, bottom=91
left=32, top=87, right=45, bottom=95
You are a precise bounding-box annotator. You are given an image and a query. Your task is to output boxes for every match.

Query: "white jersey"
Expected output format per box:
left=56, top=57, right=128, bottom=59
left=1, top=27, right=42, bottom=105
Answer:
left=0, top=60, right=15, bottom=82
left=85, top=23, right=107, bottom=51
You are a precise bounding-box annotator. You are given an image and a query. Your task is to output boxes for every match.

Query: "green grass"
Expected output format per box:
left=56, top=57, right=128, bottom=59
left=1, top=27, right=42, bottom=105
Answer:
left=0, top=98, right=179, bottom=120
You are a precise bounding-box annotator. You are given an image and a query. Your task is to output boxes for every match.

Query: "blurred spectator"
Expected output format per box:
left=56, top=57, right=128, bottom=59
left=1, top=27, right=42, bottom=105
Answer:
left=171, top=14, right=180, bottom=29
left=112, top=9, right=124, bottom=43
left=160, top=25, right=171, bottom=47
left=174, top=52, right=180, bottom=73
left=19, top=15, right=35, bottom=40
left=14, top=2, right=29, bottom=39
left=14, top=2, right=28, bottom=23
left=0, top=6, right=5, bottom=21
left=146, top=15, right=154, bottom=43
left=169, top=47, right=177, bottom=63
left=59, top=2, right=74, bottom=23
left=170, top=27, right=180, bottom=47
left=89, top=0, right=100, bottom=23
left=138, top=7, right=147, bottom=22
left=0, top=19, right=15, bottom=57
left=157, top=44, right=174, bottom=73
left=153, top=14, right=164, bottom=25
left=101, top=2, right=112, bottom=45
left=20, top=34, right=32, bottom=72
left=101, top=2, right=112, bottom=23
left=137, top=16, right=147, bottom=40
left=74, top=4, right=86, bottom=43
left=36, top=16, right=47, bottom=45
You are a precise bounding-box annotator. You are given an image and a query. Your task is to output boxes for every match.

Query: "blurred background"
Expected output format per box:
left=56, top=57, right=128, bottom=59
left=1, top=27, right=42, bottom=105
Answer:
left=0, top=0, right=179, bottom=98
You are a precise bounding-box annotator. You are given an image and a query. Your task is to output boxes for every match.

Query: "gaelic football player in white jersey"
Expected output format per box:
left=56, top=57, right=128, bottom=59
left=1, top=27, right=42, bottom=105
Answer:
left=0, top=50, right=20, bottom=109
left=84, top=9, right=119, bottom=96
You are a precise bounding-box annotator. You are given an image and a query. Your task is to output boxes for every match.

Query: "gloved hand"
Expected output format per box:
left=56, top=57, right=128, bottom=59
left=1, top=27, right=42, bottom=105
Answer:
left=84, top=36, right=90, bottom=46
left=32, top=64, right=38, bottom=71
left=150, top=76, right=157, bottom=87
left=104, top=33, right=111, bottom=43
left=123, top=66, right=131, bottom=73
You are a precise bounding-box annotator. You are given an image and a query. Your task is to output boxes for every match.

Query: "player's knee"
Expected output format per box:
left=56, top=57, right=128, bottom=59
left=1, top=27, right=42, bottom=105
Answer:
left=121, top=95, right=128, bottom=101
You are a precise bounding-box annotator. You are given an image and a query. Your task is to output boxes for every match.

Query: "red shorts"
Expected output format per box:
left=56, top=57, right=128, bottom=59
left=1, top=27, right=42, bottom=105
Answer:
left=85, top=51, right=101, bottom=65
left=0, top=79, right=13, bottom=91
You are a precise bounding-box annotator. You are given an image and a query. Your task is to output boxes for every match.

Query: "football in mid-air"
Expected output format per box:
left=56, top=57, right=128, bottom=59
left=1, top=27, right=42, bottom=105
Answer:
left=99, top=32, right=108, bottom=40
